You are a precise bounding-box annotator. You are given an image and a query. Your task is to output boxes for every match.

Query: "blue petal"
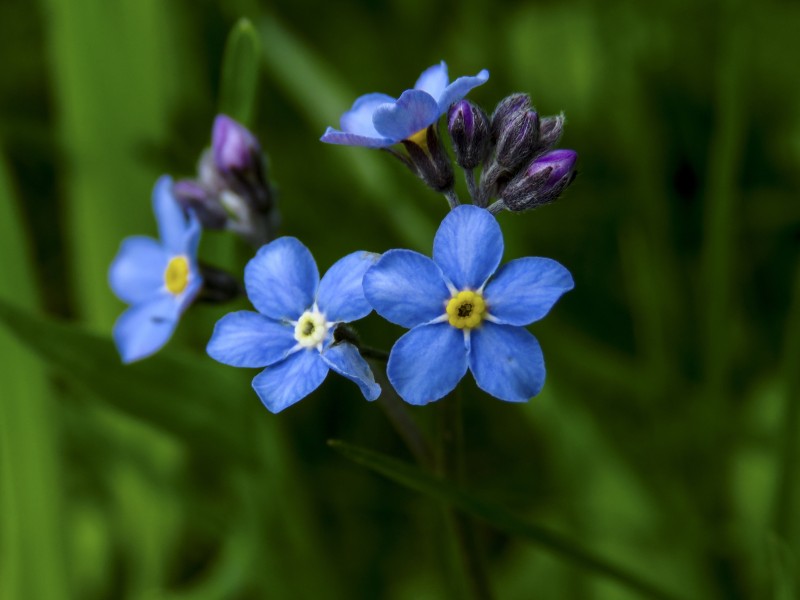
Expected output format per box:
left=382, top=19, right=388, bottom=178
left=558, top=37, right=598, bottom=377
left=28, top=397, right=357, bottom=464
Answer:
left=181, top=210, right=202, bottom=258
left=484, top=257, right=574, bottom=325
left=321, top=342, right=381, bottom=401
left=152, top=175, right=190, bottom=254
left=320, top=127, right=395, bottom=148
left=363, top=249, right=450, bottom=328
left=414, top=61, right=449, bottom=99
left=176, top=270, right=203, bottom=313
left=433, top=205, right=503, bottom=290
left=109, top=236, right=168, bottom=305
left=113, top=294, right=180, bottom=363
left=387, top=323, right=468, bottom=405
left=317, top=251, right=380, bottom=323
left=252, top=349, right=328, bottom=413
left=469, top=323, right=545, bottom=402
left=207, top=310, right=297, bottom=368
left=372, top=90, right=440, bottom=141
left=340, top=93, right=396, bottom=137
left=436, top=69, right=490, bottom=113
left=244, top=237, right=319, bottom=320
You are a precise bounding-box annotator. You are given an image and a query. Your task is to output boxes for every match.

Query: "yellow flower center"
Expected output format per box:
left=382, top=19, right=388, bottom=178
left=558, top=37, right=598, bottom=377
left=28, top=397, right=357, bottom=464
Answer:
left=406, top=127, right=428, bottom=148
left=164, top=256, right=190, bottom=295
left=294, top=310, right=328, bottom=348
left=446, top=290, right=486, bottom=330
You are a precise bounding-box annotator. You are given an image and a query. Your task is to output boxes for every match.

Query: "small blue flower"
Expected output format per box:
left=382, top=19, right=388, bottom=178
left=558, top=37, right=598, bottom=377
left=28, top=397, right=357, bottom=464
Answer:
left=363, top=205, right=573, bottom=405
left=207, top=238, right=381, bottom=413
left=109, top=176, right=203, bottom=363
left=321, top=61, right=489, bottom=148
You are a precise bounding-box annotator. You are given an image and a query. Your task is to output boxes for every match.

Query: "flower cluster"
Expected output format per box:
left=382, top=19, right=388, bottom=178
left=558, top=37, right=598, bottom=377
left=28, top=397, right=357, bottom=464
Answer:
left=111, top=62, right=576, bottom=415
left=174, top=114, right=277, bottom=247
left=321, top=63, right=577, bottom=213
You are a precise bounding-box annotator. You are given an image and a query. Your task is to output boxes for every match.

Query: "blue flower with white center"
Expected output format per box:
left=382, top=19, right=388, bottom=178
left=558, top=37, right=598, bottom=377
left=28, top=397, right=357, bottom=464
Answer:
left=206, top=238, right=382, bottom=413
left=320, top=61, right=489, bottom=148
left=109, top=176, right=203, bottom=363
left=363, top=205, right=573, bottom=405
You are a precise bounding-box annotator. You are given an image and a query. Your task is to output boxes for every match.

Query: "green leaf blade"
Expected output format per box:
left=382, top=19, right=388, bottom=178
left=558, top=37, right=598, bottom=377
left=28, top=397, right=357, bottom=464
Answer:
left=219, top=18, right=260, bottom=126
left=329, top=439, right=687, bottom=600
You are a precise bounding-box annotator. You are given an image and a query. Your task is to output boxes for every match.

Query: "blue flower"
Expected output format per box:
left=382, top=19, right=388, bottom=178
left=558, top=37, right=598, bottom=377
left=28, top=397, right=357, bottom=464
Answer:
left=206, top=238, right=381, bottom=413
left=363, top=205, right=573, bottom=405
left=109, top=176, right=203, bottom=363
left=320, top=61, right=489, bottom=148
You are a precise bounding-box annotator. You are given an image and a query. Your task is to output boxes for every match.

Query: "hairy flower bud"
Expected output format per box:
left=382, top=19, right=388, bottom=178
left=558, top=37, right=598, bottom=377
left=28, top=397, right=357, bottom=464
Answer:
left=490, top=94, right=531, bottom=143
left=173, top=179, right=228, bottom=229
left=498, top=149, right=577, bottom=212
left=447, top=100, right=491, bottom=170
left=535, top=113, right=565, bottom=154
left=212, top=115, right=273, bottom=214
left=493, top=109, right=540, bottom=173
left=402, top=125, right=455, bottom=193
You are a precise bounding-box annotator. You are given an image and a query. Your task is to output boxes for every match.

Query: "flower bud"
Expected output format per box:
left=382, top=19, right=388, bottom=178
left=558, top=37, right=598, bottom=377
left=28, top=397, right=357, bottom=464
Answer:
left=534, top=113, right=565, bottom=154
left=490, top=94, right=531, bottom=143
left=402, top=125, right=455, bottom=193
left=498, top=149, right=577, bottom=212
left=212, top=114, right=273, bottom=214
left=197, top=263, right=244, bottom=303
left=213, top=114, right=262, bottom=176
left=173, top=179, right=228, bottom=229
left=493, top=109, right=540, bottom=173
left=447, top=100, right=491, bottom=170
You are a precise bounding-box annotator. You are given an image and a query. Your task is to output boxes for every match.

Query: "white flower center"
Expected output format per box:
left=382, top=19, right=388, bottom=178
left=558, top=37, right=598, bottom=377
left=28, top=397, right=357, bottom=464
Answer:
left=293, top=309, right=328, bottom=348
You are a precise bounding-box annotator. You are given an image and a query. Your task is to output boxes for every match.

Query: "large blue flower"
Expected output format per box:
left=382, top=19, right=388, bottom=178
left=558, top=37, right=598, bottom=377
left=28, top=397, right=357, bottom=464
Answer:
left=109, top=176, right=203, bottom=363
left=363, top=205, right=573, bottom=405
left=320, top=61, right=489, bottom=148
left=207, top=238, right=381, bottom=413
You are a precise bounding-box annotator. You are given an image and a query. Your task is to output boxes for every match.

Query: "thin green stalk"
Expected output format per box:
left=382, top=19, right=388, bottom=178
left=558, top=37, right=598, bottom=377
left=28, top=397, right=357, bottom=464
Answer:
left=439, top=391, right=493, bottom=600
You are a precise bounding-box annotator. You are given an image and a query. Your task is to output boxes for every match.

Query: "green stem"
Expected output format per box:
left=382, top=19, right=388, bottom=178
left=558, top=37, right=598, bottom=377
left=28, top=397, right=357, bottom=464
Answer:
left=439, top=391, right=493, bottom=600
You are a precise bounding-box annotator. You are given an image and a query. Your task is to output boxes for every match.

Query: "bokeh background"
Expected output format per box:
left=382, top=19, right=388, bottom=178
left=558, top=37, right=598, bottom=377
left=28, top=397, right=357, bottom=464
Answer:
left=2, top=0, right=800, bottom=598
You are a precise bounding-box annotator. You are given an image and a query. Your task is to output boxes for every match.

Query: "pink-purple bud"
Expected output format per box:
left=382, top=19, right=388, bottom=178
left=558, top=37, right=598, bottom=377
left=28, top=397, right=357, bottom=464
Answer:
left=535, top=114, right=565, bottom=154
left=212, top=114, right=262, bottom=176
left=447, top=100, right=491, bottom=170
left=499, top=149, right=578, bottom=212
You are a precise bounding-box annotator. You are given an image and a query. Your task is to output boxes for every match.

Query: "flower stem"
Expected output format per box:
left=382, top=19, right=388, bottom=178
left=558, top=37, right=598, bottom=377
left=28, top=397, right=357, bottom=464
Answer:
left=444, top=189, right=461, bottom=210
left=439, top=390, right=493, bottom=600
left=358, top=345, right=389, bottom=362
left=465, top=168, right=482, bottom=207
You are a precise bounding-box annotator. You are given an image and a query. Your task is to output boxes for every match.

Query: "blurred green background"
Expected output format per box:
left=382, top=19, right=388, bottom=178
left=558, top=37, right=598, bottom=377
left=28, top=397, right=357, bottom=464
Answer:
left=1, top=0, right=799, bottom=598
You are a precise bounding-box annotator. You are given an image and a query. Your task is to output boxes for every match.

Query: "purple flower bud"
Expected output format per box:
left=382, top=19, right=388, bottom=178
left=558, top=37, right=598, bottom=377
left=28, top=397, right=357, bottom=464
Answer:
left=498, top=149, right=578, bottom=212
left=490, top=94, right=532, bottom=143
left=172, top=179, right=228, bottom=229
left=494, top=109, right=540, bottom=172
left=212, top=114, right=262, bottom=176
left=535, top=113, right=565, bottom=154
left=447, top=100, right=491, bottom=170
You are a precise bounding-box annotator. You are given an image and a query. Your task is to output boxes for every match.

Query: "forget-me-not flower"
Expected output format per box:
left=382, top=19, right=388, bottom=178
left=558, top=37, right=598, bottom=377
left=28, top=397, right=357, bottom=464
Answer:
left=363, top=205, right=573, bottom=405
left=109, top=176, right=203, bottom=363
left=320, top=61, right=489, bottom=148
left=206, top=238, right=381, bottom=413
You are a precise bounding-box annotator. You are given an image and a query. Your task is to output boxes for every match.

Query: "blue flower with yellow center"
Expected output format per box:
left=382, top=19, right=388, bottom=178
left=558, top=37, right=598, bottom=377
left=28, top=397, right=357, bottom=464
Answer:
left=206, top=238, right=381, bottom=413
left=363, top=205, right=574, bottom=405
left=320, top=61, right=489, bottom=148
left=109, top=176, right=203, bottom=363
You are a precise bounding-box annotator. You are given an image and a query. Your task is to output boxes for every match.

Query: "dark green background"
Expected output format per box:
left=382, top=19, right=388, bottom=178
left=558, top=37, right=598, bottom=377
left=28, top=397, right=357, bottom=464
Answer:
left=1, top=0, right=799, bottom=598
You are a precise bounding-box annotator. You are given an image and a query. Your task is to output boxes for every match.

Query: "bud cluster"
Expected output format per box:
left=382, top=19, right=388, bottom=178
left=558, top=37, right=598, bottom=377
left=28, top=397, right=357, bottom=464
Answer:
left=174, top=114, right=278, bottom=247
left=442, top=94, right=577, bottom=213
